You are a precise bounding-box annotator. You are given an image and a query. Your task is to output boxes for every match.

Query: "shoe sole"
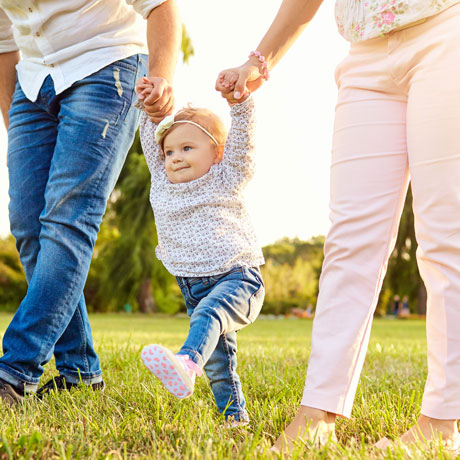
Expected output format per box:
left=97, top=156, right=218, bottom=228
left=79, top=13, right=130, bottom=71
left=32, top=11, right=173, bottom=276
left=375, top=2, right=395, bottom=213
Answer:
left=141, top=345, right=193, bottom=399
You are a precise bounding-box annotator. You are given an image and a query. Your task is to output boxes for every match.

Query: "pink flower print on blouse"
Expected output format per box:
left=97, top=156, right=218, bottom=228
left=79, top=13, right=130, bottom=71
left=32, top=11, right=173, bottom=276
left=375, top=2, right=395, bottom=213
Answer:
left=336, top=15, right=345, bottom=36
left=378, top=10, right=396, bottom=27
left=371, top=1, right=409, bottom=32
left=336, top=0, right=458, bottom=42
left=380, top=10, right=395, bottom=26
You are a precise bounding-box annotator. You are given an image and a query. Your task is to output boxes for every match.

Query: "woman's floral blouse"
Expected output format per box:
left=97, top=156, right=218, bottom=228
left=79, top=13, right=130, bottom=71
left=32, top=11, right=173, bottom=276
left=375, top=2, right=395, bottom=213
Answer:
left=335, top=0, right=460, bottom=42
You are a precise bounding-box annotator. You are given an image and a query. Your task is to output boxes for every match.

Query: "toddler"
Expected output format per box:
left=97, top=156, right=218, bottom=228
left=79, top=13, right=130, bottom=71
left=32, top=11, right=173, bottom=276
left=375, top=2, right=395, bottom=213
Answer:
left=137, top=77, right=265, bottom=425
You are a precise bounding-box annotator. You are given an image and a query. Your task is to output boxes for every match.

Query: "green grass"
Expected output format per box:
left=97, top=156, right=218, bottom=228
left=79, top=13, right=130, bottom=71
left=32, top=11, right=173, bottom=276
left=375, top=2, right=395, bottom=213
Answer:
left=0, top=314, right=456, bottom=459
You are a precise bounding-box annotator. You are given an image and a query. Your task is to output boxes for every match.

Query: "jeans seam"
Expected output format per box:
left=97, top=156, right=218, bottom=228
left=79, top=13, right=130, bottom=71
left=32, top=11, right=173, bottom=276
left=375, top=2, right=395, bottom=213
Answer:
left=39, top=262, right=79, bottom=360
left=221, top=334, right=242, bottom=412
left=75, top=306, right=89, bottom=372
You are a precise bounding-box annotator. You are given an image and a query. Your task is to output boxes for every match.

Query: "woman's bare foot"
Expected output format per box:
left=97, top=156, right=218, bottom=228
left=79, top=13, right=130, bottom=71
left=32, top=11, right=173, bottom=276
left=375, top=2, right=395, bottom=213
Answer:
left=401, top=415, right=458, bottom=445
left=375, top=415, right=459, bottom=451
left=272, top=406, right=337, bottom=454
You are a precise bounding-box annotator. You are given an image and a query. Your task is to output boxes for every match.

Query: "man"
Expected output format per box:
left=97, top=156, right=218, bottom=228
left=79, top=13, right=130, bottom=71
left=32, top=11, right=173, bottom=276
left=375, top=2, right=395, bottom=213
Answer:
left=0, top=0, right=180, bottom=404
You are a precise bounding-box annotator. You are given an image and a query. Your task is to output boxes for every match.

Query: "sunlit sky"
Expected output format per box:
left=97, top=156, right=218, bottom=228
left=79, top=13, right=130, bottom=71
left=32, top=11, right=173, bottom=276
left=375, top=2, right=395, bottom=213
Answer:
left=0, top=0, right=348, bottom=246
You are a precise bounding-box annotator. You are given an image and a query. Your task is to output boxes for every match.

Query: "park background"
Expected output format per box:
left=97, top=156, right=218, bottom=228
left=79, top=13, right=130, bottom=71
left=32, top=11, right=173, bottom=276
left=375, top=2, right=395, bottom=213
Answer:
left=0, top=0, right=426, bottom=317
left=0, top=2, right=446, bottom=459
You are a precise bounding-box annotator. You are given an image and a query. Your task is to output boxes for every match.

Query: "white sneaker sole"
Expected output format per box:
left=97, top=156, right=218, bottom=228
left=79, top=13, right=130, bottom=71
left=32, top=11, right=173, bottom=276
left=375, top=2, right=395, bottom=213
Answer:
left=141, top=344, right=194, bottom=399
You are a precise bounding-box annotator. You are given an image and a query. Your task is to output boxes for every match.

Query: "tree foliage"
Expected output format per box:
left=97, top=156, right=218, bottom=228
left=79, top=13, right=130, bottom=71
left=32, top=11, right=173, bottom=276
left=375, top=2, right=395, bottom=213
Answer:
left=260, top=237, right=324, bottom=314
left=379, top=186, right=426, bottom=315
left=0, top=236, right=27, bottom=311
left=181, top=25, right=194, bottom=64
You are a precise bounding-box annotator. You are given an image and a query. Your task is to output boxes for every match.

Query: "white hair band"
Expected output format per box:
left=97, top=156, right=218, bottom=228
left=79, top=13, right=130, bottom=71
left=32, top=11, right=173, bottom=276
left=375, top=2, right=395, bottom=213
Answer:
left=155, top=115, right=219, bottom=146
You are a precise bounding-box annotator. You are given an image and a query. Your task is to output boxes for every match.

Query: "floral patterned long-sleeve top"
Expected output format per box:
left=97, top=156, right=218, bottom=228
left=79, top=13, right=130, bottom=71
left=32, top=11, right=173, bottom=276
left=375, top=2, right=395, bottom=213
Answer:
left=139, top=97, right=264, bottom=277
left=335, top=0, right=460, bottom=42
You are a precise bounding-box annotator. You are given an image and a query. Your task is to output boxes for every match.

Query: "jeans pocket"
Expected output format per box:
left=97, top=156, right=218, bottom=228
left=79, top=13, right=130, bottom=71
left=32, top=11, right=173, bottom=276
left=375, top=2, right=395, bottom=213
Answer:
left=178, top=282, right=200, bottom=308
left=111, top=58, right=138, bottom=74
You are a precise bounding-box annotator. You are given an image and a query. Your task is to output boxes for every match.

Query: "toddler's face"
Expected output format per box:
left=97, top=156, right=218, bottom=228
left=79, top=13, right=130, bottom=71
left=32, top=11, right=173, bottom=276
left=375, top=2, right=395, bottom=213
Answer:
left=163, top=124, right=222, bottom=184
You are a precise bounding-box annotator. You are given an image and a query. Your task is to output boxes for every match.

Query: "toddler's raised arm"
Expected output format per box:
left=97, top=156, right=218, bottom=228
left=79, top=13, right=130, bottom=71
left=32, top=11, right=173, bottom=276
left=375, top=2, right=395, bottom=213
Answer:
left=139, top=111, right=164, bottom=183
left=220, top=96, right=256, bottom=190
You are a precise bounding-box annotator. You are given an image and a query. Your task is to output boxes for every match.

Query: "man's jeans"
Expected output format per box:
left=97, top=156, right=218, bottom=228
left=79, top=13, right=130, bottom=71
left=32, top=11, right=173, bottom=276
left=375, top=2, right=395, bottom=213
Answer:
left=176, top=266, right=265, bottom=422
left=0, top=54, right=147, bottom=392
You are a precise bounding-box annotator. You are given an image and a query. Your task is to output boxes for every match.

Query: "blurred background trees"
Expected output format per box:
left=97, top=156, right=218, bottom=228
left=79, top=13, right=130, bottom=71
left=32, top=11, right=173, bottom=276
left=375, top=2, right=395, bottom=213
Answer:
left=0, top=216, right=425, bottom=315
left=0, top=235, right=27, bottom=311
left=378, top=186, right=426, bottom=316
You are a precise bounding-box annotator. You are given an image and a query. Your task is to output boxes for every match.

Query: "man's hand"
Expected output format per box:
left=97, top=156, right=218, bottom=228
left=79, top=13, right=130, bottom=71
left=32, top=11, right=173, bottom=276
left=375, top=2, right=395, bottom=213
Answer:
left=136, top=76, right=174, bottom=123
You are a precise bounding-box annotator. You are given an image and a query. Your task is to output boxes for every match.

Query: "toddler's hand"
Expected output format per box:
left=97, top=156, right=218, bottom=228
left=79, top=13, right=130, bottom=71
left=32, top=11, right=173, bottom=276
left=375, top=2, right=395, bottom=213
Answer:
left=136, top=77, right=153, bottom=101
left=216, top=62, right=264, bottom=104
left=217, top=70, right=250, bottom=107
left=217, top=69, right=239, bottom=93
left=135, top=76, right=174, bottom=123
left=134, top=77, right=152, bottom=110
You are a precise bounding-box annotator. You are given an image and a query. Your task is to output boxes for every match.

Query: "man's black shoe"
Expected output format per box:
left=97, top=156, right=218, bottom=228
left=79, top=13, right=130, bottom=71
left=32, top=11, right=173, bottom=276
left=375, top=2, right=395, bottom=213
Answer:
left=36, top=375, right=105, bottom=399
left=0, top=378, right=24, bottom=405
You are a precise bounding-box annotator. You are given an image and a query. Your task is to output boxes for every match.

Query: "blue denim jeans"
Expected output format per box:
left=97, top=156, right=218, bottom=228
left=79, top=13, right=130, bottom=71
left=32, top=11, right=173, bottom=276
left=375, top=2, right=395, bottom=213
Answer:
left=176, top=266, right=265, bottom=421
left=1, top=54, right=147, bottom=392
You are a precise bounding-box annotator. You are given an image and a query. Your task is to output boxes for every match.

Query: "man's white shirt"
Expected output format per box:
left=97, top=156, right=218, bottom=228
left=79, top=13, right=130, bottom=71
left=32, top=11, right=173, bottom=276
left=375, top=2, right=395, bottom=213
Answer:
left=0, top=0, right=166, bottom=101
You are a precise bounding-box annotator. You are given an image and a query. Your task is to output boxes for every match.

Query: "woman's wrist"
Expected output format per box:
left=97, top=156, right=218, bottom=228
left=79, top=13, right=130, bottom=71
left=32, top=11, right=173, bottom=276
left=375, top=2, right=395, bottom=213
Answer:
left=248, top=51, right=270, bottom=80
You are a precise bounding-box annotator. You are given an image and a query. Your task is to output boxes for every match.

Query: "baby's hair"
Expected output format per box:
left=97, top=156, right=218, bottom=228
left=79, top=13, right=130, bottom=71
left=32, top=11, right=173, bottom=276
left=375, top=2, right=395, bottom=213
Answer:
left=160, top=106, right=227, bottom=150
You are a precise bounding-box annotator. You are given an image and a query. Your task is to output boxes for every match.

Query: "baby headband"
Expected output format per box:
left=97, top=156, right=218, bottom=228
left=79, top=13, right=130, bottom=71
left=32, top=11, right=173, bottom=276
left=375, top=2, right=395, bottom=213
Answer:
left=155, top=114, right=219, bottom=146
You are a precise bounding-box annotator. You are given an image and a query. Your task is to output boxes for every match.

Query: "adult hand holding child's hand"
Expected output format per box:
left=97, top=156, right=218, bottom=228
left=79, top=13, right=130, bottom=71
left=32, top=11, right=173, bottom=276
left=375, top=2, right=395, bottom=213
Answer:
left=216, top=61, right=265, bottom=105
left=136, top=76, right=174, bottom=123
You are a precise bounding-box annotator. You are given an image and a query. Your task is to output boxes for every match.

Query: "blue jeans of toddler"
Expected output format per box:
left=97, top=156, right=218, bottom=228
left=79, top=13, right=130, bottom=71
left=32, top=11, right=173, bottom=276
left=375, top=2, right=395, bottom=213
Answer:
left=176, top=266, right=264, bottom=422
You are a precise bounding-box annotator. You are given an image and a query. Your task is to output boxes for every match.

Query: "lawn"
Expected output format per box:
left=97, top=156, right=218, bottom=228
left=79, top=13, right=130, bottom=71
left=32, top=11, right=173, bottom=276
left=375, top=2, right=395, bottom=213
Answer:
left=0, top=314, right=455, bottom=459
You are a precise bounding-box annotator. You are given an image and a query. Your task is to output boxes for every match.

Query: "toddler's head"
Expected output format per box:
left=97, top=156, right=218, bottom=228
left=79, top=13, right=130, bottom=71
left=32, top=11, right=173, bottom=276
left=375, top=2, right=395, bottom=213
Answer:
left=156, top=107, right=227, bottom=184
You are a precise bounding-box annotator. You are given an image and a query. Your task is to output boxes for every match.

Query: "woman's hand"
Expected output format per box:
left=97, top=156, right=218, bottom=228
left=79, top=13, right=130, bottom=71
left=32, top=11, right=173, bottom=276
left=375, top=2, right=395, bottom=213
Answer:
left=215, top=0, right=324, bottom=104
left=216, top=61, right=265, bottom=104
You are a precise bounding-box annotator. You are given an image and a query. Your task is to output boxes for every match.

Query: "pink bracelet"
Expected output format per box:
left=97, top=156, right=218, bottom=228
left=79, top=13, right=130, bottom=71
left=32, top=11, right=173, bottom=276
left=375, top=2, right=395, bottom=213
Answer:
left=249, top=50, right=270, bottom=80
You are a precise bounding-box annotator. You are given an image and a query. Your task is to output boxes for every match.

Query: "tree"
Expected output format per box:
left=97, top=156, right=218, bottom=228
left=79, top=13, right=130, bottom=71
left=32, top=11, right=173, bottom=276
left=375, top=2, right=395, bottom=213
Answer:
left=380, top=186, right=426, bottom=315
left=261, top=236, right=325, bottom=314
left=0, top=236, right=27, bottom=311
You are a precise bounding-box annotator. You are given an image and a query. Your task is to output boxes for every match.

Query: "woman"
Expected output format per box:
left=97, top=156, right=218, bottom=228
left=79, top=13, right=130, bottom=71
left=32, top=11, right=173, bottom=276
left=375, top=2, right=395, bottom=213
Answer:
left=216, top=0, right=460, bottom=453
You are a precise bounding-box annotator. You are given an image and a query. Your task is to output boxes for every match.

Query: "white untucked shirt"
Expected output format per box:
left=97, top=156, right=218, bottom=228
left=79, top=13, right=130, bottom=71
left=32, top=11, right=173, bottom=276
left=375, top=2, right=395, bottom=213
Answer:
left=0, top=0, right=167, bottom=101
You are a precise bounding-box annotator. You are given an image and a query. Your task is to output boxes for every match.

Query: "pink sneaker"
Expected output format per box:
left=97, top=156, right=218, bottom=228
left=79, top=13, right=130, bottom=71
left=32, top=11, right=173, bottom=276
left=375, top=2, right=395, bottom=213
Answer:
left=141, top=344, right=202, bottom=399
